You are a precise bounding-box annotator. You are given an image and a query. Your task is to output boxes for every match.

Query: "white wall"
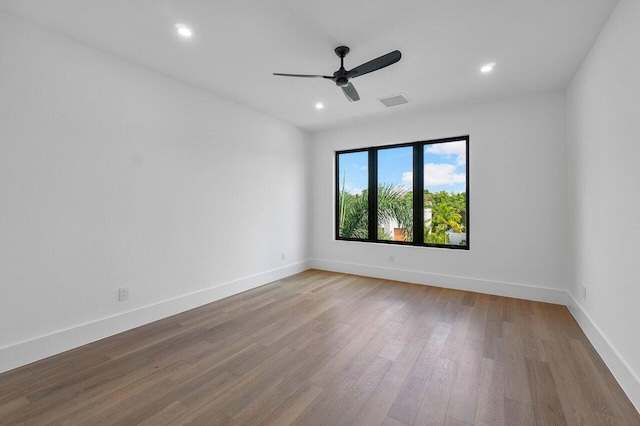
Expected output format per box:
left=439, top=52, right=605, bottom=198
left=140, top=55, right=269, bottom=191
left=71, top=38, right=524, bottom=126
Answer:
left=310, top=92, right=568, bottom=302
left=566, top=0, right=640, bottom=408
left=0, top=11, right=310, bottom=372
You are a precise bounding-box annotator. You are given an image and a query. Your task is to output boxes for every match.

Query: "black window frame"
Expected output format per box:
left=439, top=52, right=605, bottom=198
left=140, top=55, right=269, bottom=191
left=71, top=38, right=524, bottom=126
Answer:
left=335, top=135, right=470, bottom=250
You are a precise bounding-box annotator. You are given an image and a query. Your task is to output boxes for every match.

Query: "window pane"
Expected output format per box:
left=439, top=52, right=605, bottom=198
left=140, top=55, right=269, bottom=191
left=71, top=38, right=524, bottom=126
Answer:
left=377, top=146, right=413, bottom=242
left=423, top=140, right=467, bottom=246
left=337, top=151, right=369, bottom=239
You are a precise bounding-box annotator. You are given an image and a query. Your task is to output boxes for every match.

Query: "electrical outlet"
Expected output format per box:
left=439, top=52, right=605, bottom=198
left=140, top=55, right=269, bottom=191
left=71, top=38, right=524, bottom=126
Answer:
left=583, top=286, right=587, bottom=299
left=119, top=287, right=129, bottom=301
left=282, top=252, right=286, bottom=261
left=388, top=255, right=395, bottom=263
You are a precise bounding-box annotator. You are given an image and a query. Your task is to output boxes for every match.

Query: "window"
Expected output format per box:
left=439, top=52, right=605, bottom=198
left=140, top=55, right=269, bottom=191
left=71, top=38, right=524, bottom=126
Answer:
left=335, top=136, right=469, bottom=249
left=336, top=150, right=369, bottom=239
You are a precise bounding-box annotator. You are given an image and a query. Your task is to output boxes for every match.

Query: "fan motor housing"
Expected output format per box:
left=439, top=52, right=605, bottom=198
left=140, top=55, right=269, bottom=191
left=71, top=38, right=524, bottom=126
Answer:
left=335, top=76, right=349, bottom=87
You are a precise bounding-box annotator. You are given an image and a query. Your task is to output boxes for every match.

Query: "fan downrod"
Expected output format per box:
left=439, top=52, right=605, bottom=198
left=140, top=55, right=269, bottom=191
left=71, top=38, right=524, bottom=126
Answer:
left=333, top=46, right=350, bottom=86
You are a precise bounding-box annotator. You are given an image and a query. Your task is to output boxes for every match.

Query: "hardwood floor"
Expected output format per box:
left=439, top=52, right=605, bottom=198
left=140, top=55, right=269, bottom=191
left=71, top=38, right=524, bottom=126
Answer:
left=1, top=270, right=638, bottom=425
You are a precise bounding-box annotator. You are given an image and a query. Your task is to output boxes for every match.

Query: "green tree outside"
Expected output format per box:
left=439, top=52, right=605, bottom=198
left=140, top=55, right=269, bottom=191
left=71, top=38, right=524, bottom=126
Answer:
left=339, top=181, right=466, bottom=245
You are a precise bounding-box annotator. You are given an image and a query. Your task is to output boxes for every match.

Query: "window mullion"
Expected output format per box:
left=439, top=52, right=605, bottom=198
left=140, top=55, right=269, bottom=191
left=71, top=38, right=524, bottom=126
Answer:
left=413, top=143, right=424, bottom=245
left=368, top=148, right=378, bottom=241
left=335, top=153, right=341, bottom=240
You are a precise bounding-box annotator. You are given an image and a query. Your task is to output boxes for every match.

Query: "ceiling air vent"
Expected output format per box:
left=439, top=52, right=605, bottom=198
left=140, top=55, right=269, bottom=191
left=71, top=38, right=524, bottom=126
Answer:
left=378, top=93, right=410, bottom=107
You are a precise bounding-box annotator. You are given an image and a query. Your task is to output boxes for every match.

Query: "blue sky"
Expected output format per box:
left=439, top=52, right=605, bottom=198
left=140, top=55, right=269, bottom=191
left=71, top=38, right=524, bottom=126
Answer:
left=338, top=140, right=466, bottom=194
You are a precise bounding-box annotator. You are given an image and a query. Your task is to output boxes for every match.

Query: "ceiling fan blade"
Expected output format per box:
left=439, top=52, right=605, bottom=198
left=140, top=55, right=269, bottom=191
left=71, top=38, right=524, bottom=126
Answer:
left=341, top=82, right=360, bottom=102
left=273, top=73, right=333, bottom=79
left=346, top=50, right=401, bottom=79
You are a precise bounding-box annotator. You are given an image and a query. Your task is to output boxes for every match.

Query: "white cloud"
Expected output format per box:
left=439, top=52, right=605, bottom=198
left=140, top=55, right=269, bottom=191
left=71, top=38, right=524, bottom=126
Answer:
left=425, top=140, right=466, bottom=165
left=345, top=184, right=363, bottom=195
left=424, top=163, right=466, bottom=186
left=402, top=171, right=413, bottom=190
left=401, top=163, right=465, bottom=189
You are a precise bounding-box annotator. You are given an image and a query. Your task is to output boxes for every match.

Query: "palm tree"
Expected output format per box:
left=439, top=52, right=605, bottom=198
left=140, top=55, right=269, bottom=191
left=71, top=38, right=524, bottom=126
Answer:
left=338, top=192, right=368, bottom=239
left=339, top=181, right=412, bottom=240
left=376, top=183, right=413, bottom=241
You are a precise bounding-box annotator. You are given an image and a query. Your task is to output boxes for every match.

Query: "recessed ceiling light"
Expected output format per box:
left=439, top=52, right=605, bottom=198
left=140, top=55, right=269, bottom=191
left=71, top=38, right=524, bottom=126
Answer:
left=481, top=62, right=496, bottom=73
left=315, top=102, right=324, bottom=110
left=175, top=23, right=192, bottom=38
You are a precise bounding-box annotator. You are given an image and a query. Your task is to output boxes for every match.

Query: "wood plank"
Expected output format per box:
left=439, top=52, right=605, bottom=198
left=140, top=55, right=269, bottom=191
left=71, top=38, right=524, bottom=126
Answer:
left=228, top=386, right=289, bottom=425
left=474, top=358, right=504, bottom=426
left=502, top=321, right=532, bottom=404
left=50, top=362, right=194, bottom=425
left=352, top=337, right=427, bottom=426
left=504, top=397, right=535, bottom=426
left=543, top=340, right=600, bottom=425
left=0, top=396, right=30, bottom=417
left=387, top=322, right=451, bottom=424
left=567, top=338, right=633, bottom=424
left=309, top=323, right=382, bottom=387
left=387, top=375, right=429, bottom=425
left=525, top=358, right=567, bottom=425
left=383, top=416, right=409, bottom=426
left=263, top=382, right=323, bottom=426
left=136, top=401, right=190, bottom=426
left=291, top=374, right=355, bottom=426
left=28, top=360, right=190, bottom=424
left=414, top=357, right=458, bottom=426
left=439, top=306, right=472, bottom=361
left=446, top=338, right=483, bottom=424
left=516, top=301, right=547, bottom=361
left=466, top=294, right=489, bottom=342
left=412, top=322, right=452, bottom=379
left=340, top=320, right=402, bottom=380
left=321, top=356, right=392, bottom=425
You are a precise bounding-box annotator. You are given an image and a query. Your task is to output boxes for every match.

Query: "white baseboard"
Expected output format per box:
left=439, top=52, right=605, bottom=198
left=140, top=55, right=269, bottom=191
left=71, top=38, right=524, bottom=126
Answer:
left=566, top=293, right=640, bottom=412
left=310, top=259, right=568, bottom=305
left=0, top=260, right=311, bottom=374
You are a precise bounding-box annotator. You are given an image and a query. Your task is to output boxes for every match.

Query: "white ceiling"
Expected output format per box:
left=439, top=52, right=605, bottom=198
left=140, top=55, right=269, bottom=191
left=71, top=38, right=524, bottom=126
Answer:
left=0, top=0, right=618, bottom=132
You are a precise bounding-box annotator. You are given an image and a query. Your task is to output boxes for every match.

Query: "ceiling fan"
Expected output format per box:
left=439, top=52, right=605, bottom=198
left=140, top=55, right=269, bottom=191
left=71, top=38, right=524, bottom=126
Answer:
left=273, top=46, right=401, bottom=102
